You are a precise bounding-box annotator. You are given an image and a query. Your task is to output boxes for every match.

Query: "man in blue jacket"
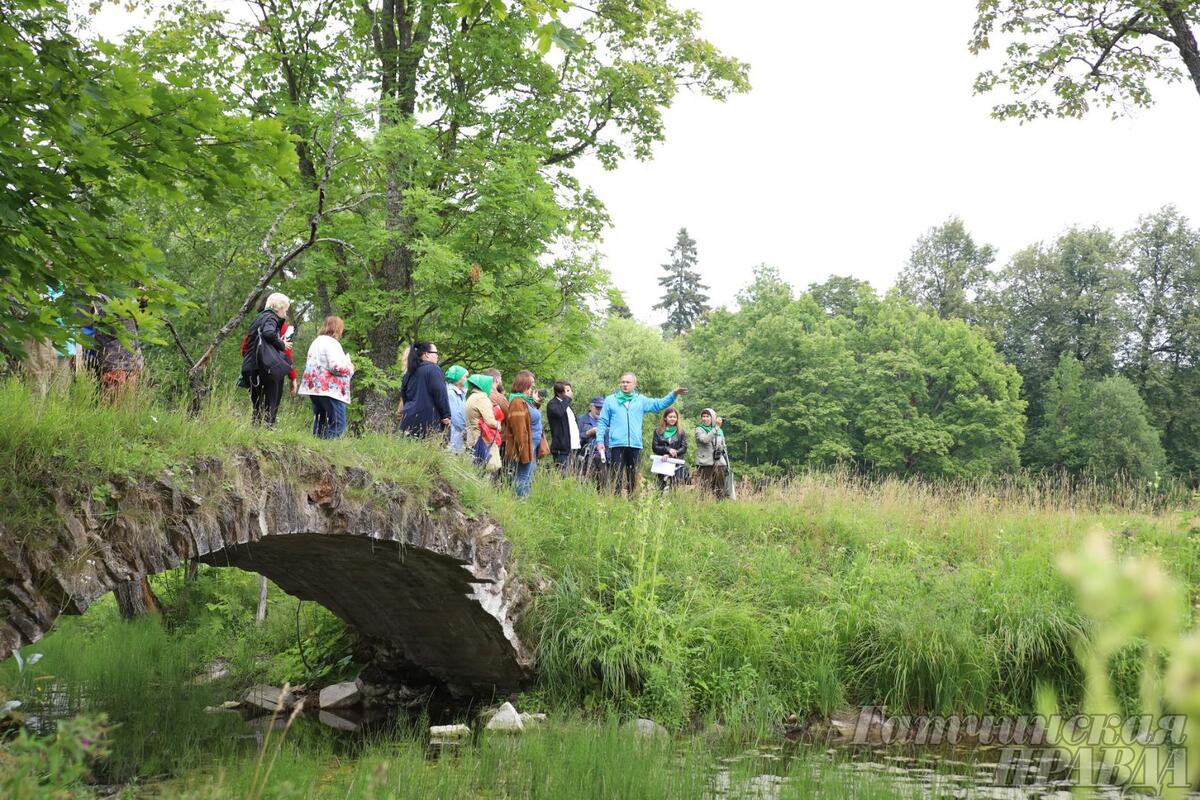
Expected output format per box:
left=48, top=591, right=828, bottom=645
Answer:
left=596, top=372, right=688, bottom=495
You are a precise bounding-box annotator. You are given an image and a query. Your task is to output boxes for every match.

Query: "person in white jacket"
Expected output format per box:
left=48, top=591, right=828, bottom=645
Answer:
left=298, top=316, right=354, bottom=439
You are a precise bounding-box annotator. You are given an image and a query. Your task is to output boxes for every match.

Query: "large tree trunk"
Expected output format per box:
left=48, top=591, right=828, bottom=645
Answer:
left=359, top=0, right=437, bottom=430
left=114, top=576, right=162, bottom=620
left=1163, top=4, right=1200, bottom=100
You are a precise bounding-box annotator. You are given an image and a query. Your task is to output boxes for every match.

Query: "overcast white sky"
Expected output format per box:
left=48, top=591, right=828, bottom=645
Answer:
left=575, top=2, right=1200, bottom=323
left=91, top=1, right=1200, bottom=325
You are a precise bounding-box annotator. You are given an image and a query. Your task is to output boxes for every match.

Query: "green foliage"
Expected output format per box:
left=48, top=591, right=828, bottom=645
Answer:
left=0, top=714, right=109, bottom=800
left=685, top=272, right=1025, bottom=477
left=986, top=226, right=1129, bottom=420
left=0, top=0, right=294, bottom=357
left=895, top=217, right=995, bottom=322
left=970, top=1, right=1200, bottom=120
left=806, top=274, right=876, bottom=319
left=125, top=0, right=749, bottom=422
left=563, top=316, right=684, bottom=410
left=1027, top=355, right=1166, bottom=480
left=1039, top=532, right=1200, bottom=797
left=653, top=227, right=710, bottom=336
left=1120, top=206, right=1200, bottom=475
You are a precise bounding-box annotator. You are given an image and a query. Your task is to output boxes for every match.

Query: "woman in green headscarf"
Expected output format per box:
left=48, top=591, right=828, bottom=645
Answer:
left=651, top=408, right=688, bottom=490
left=694, top=408, right=728, bottom=498
left=464, top=373, right=502, bottom=471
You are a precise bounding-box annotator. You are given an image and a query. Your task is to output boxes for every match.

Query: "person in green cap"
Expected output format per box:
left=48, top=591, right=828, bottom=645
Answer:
left=444, top=364, right=468, bottom=452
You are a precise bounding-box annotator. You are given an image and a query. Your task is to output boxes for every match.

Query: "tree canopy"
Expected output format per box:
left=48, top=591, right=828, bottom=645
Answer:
left=1, top=0, right=294, bottom=356
left=654, top=227, right=710, bottom=336
left=685, top=270, right=1025, bottom=478
left=971, top=0, right=1200, bottom=119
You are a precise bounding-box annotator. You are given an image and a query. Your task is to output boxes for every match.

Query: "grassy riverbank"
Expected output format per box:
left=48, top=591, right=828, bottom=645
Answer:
left=1, top=380, right=1197, bottom=790
left=493, top=469, right=1197, bottom=729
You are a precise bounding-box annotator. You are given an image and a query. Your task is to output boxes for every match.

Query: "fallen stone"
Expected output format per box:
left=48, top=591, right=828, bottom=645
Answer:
left=193, top=657, right=232, bottom=685
left=220, top=700, right=242, bottom=710
left=623, top=718, right=669, bottom=738
left=485, top=701, right=524, bottom=732
left=430, top=724, right=472, bottom=739
left=204, top=705, right=240, bottom=714
left=242, top=684, right=296, bottom=713
left=318, top=710, right=360, bottom=732
left=519, top=712, right=547, bottom=727
left=318, top=681, right=361, bottom=710
left=246, top=715, right=289, bottom=732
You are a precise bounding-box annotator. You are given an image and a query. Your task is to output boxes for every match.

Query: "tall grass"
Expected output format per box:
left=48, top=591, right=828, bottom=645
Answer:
left=491, top=468, right=1196, bottom=726
left=161, top=722, right=919, bottom=800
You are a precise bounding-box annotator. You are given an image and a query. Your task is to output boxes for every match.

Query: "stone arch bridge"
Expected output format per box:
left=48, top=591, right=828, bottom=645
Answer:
left=0, top=453, right=531, bottom=698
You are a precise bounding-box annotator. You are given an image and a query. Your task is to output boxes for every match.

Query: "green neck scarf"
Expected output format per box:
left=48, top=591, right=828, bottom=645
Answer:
left=508, top=392, right=529, bottom=404
left=615, top=389, right=636, bottom=404
left=699, top=424, right=723, bottom=436
left=662, top=426, right=678, bottom=439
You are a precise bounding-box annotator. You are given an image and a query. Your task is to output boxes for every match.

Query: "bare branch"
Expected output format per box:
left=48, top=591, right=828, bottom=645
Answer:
left=161, top=316, right=195, bottom=365
left=187, top=105, right=348, bottom=383
left=320, top=191, right=380, bottom=217
left=260, top=201, right=298, bottom=260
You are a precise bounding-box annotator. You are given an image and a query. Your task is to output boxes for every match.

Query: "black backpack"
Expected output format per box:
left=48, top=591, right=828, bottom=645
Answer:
left=241, top=312, right=291, bottom=380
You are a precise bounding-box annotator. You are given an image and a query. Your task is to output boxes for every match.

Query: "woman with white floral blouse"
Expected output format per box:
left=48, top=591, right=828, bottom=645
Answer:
left=298, top=316, right=355, bottom=438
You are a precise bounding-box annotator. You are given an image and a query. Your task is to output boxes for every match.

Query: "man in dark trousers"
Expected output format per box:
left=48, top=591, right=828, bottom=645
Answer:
left=546, top=381, right=581, bottom=471
left=577, top=395, right=605, bottom=481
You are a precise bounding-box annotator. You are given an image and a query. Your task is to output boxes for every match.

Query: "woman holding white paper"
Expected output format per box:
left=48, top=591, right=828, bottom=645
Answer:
left=651, top=408, right=688, bottom=490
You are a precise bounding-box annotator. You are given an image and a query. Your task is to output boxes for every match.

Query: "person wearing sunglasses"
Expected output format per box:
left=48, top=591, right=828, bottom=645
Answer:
left=398, top=341, right=451, bottom=437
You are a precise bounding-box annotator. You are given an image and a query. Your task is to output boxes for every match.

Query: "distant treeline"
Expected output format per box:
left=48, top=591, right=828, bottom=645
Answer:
left=578, top=208, right=1199, bottom=485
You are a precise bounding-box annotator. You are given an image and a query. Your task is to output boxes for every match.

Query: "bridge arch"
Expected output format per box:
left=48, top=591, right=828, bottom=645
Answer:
left=0, top=455, right=531, bottom=697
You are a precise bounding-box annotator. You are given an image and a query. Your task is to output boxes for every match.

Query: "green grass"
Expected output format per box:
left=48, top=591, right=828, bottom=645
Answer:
left=489, top=469, right=1198, bottom=727
left=0, top=378, right=482, bottom=546
left=0, top=566, right=365, bottom=784
left=155, top=721, right=921, bottom=800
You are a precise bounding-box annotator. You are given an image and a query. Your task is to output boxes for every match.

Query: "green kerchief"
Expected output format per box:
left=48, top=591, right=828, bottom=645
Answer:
left=445, top=364, right=467, bottom=383
left=615, top=390, right=636, bottom=404
left=466, top=374, right=493, bottom=396
left=662, top=426, right=678, bottom=439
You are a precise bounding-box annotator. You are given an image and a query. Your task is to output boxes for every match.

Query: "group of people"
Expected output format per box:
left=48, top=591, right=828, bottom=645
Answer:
left=240, top=294, right=732, bottom=499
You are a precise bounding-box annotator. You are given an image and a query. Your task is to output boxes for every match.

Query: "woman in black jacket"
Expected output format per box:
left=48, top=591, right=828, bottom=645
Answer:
left=398, top=341, right=451, bottom=437
left=241, top=293, right=293, bottom=426
left=651, top=408, right=688, bottom=490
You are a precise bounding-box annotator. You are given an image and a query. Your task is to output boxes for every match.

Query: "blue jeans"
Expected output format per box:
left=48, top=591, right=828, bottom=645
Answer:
left=310, top=396, right=347, bottom=439
left=515, top=459, right=536, bottom=498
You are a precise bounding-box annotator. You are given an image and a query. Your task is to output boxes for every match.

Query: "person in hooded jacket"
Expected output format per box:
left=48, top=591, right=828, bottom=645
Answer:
left=464, top=373, right=502, bottom=470
left=398, top=341, right=451, bottom=437
left=241, top=292, right=294, bottom=426
left=694, top=408, right=729, bottom=498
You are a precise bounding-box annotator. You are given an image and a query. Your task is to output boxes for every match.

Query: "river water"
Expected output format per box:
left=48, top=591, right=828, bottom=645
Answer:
left=11, top=683, right=1197, bottom=799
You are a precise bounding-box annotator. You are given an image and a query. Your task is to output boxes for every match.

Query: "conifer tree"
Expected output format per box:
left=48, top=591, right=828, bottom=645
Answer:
left=654, top=227, right=710, bottom=335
